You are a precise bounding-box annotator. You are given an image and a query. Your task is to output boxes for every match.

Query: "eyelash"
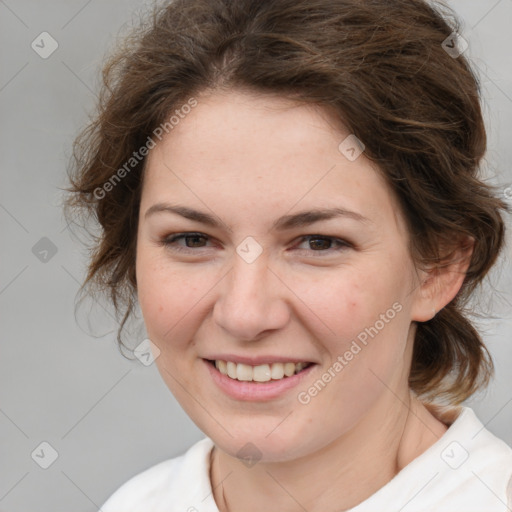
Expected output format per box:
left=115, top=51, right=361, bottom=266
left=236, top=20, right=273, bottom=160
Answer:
left=159, top=232, right=352, bottom=256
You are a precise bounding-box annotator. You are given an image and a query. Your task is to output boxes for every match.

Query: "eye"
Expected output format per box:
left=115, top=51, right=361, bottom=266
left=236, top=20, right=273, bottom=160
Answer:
left=294, top=235, right=351, bottom=254
left=160, top=232, right=214, bottom=252
left=158, top=232, right=351, bottom=257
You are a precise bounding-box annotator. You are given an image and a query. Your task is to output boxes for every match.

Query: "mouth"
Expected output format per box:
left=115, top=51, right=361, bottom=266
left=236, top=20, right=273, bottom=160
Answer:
left=205, top=359, right=314, bottom=383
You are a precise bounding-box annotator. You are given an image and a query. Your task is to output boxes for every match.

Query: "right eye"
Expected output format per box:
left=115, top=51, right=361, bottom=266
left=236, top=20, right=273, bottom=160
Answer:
left=160, top=232, right=214, bottom=253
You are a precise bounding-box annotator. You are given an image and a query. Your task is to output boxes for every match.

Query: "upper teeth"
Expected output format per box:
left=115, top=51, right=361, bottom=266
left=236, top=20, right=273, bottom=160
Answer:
left=214, top=360, right=309, bottom=382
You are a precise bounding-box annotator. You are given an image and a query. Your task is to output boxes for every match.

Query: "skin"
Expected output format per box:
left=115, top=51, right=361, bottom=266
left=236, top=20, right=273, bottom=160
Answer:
left=135, top=89, right=472, bottom=512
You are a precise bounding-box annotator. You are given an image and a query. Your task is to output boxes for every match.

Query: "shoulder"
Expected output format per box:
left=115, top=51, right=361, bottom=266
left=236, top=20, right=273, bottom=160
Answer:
left=100, top=437, right=216, bottom=512
left=411, top=406, right=512, bottom=511
left=434, top=405, right=512, bottom=469
left=350, top=406, right=512, bottom=512
left=453, top=407, right=512, bottom=508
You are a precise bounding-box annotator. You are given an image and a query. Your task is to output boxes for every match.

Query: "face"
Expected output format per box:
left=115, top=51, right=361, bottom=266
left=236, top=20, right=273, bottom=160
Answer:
left=136, top=89, right=427, bottom=462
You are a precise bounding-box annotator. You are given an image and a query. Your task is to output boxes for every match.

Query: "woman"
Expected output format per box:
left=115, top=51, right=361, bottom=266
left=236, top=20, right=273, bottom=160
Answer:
left=65, top=0, right=512, bottom=510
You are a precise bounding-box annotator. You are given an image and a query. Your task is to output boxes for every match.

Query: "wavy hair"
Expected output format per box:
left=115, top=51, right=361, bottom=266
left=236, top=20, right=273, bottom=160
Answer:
left=64, top=0, right=509, bottom=404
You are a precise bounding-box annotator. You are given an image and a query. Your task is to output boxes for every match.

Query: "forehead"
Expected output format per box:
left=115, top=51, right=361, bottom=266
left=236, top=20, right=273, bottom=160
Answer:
left=141, top=90, right=406, bottom=235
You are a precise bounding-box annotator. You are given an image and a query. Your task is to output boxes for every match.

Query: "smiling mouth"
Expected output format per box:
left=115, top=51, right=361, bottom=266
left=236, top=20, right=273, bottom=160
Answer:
left=207, top=359, right=314, bottom=383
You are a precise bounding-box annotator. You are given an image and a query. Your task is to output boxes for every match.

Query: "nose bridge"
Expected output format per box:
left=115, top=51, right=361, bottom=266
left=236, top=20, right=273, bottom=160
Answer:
left=234, top=253, right=270, bottom=296
left=213, top=252, right=288, bottom=340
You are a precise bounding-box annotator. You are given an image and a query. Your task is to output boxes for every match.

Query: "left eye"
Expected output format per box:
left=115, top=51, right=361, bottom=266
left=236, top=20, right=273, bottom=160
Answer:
left=295, top=235, right=350, bottom=253
left=159, top=233, right=351, bottom=255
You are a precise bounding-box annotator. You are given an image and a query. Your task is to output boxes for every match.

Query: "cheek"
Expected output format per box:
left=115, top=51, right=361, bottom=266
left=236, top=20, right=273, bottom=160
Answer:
left=289, top=261, right=412, bottom=383
left=136, top=254, right=209, bottom=346
left=292, top=265, right=399, bottom=337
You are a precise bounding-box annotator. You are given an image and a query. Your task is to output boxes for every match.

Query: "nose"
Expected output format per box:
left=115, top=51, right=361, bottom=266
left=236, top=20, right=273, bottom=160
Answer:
left=212, top=255, right=290, bottom=342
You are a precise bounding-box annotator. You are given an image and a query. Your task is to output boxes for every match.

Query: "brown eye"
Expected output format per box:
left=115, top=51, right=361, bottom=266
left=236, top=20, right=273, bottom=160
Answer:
left=182, top=234, right=207, bottom=247
left=161, top=232, right=213, bottom=252
left=295, top=235, right=351, bottom=255
left=308, top=237, right=333, bottom=250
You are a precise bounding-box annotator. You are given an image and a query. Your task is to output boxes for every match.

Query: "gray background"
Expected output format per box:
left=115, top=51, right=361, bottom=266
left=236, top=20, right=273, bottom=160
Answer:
left=1, top=1, right=511, bottom=511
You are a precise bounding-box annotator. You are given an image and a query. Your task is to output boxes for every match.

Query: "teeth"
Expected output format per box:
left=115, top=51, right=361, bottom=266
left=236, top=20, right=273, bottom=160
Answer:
left=213, top=360, right=310, bottom=382
left=253, top=364, right=271, bottom=382
left=284, top=362, right=296, bottom=377
left=216, top=360, right=227, bottom=375
left=270, top=363, right=284, bottom=380
left=227, top=361, right=237, bottom=379
left=236, top=363, right=253, bottom=381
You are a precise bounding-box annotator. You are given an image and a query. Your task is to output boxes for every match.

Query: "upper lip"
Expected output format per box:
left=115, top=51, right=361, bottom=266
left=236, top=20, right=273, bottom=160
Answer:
left=204, top=354, right=315, bottom=365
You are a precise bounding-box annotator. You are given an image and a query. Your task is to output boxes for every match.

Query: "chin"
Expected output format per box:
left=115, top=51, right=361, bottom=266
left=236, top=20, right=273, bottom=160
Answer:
left=203, top=417, right=319, bottom=464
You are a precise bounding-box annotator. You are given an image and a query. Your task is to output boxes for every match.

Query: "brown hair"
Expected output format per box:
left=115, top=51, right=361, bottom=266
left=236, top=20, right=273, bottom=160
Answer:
left=64, top=0, right=509, bottom=404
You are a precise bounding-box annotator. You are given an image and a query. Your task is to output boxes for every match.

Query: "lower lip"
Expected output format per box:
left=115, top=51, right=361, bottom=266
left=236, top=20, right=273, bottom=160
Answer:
left=203, top=359, right=316, bottom=401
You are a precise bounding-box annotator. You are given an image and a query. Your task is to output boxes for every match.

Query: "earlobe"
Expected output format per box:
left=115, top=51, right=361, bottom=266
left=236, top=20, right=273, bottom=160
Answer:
left=411, top=237, right=474, bottom=322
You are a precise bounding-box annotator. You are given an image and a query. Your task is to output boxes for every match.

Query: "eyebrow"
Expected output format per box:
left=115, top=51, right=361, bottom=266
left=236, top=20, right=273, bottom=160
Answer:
left=144, top=203, right=372, bottom=230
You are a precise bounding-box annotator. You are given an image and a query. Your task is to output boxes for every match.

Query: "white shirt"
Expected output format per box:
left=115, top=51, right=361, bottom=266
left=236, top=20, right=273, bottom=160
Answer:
left=101, top=407, right=512, bottom=511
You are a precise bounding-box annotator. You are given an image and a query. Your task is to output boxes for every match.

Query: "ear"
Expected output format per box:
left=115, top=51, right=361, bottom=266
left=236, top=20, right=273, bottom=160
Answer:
left=410, top=236, right=474, bottom=322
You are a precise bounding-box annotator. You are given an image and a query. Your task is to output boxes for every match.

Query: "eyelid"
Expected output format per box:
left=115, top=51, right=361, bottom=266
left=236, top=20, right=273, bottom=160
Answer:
left=160, top=232, right=214, bottom=248
left=293, top=235, right=352, bottom=253
left=159, top=232, right=352, bottom=255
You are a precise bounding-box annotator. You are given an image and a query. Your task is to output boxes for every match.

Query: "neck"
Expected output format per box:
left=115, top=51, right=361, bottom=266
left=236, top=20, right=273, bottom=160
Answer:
left=210, top=392, right=447, bottom=512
